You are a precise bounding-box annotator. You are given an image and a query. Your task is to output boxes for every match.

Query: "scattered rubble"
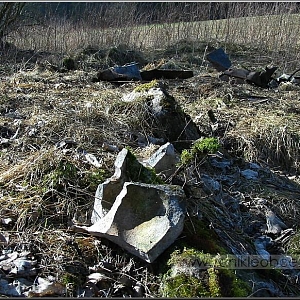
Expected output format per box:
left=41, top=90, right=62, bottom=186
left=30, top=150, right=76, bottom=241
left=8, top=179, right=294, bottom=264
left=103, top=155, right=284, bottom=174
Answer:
left=207, top=47, right=300, bottom=89
left=26, top=277, right=66, bottom=297
left=0, top=251, right=38, bottom=296
left=1, top=44, right=300, bottom=297
left=93, top=62, right=193, bottom=83
left=220, top=65, right=277, bottom=88
left=3, top=44, right=300, bottom=95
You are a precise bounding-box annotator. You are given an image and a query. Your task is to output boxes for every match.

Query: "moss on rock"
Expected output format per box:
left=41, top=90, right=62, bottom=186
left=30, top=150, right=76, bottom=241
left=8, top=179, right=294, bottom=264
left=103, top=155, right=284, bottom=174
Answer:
left=134, top=80, right=159, bottom=92
left=125, top=147, right=164, bottom=184
left=162, top=272, right=210, bottom=297
left=180, top=137, right=221, bottom=165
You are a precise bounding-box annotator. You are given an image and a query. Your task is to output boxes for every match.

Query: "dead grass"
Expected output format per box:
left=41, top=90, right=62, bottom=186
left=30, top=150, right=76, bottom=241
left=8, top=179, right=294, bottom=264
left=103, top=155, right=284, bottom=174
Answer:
left=5, top=12, right=300, bottom=72
left=167, top=74, right=300, bottom=174
left=0, top=63, right=168, bottom=297
left=1, top=43, right=300, bottom=296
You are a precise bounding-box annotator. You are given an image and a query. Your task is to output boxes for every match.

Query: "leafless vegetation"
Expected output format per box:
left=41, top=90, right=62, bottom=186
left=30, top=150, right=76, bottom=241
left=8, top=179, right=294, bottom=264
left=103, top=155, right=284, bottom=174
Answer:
left=1, top=2, right=300, bottom=297
left=0, top=2, right=25, bottom=41
left=2, top=2, right=300, bottom=72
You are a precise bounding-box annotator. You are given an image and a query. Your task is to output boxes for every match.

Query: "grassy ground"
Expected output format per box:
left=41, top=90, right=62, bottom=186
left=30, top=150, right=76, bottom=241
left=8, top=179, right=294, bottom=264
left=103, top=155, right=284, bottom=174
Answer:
left=1, top=35, right=300, bottom=296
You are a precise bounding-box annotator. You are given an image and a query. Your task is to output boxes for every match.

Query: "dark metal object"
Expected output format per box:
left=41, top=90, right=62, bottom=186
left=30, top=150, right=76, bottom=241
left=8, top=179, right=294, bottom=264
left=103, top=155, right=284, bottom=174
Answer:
left=140, top=69, right=194, bottom=80
left=206, top=48, right=232, bottom=72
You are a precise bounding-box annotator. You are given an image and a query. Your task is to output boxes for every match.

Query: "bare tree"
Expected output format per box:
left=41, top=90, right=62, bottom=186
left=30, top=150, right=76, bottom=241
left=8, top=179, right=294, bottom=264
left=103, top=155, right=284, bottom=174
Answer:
left=0, top=2, right=25, bottom=45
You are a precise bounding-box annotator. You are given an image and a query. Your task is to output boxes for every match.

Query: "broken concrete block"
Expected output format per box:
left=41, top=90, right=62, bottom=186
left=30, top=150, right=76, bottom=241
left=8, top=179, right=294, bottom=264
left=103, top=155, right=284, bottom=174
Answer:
left=75, top=147, right=187, bottom=262
left=145, top=142, right=179, bottom=178
left=92, top=148, right=128, bottom=223
left=92, top=148, right=165, bottom=224
left=74, top=182, right=186, bottom=263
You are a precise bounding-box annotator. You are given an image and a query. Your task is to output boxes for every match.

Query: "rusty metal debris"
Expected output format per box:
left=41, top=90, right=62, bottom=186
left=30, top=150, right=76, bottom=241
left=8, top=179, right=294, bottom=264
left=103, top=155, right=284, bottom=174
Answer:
left=218, top=65, right=278, bottom=88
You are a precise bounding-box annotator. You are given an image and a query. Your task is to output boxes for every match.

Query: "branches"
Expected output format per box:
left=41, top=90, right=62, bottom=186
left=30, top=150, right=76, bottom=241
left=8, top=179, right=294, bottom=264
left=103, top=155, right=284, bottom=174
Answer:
left=0, top=2, right=25, bottom=40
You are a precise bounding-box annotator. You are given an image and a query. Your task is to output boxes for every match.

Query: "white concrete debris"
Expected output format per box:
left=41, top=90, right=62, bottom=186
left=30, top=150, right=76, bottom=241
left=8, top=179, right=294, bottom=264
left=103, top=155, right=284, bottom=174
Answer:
left=145, top=142, right=179, bottom=178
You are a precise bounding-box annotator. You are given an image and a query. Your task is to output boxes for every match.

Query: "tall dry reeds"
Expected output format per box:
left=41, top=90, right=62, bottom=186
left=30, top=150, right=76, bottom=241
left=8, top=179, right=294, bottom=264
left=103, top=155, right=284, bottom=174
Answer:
left=4, top=2, right=300, bottom=71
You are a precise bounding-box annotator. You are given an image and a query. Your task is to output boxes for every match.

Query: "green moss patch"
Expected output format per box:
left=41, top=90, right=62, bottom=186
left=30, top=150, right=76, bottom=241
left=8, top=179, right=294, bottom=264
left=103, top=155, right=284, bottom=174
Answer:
left=162, top=273, right=210, bottom=297
left=161, top=247, right=251, bottom=297
left=180, top=137, right=221, bottom=165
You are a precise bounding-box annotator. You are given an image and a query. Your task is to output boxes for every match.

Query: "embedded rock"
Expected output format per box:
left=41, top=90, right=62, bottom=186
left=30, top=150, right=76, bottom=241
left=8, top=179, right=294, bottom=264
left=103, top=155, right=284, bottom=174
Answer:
left=148, top=87, right=200, bottom=151
left=122, top=87, right=201, bottom=151
left=145, top=142, right=179, bottom=178
left=241, top=169, right=259, bottom=180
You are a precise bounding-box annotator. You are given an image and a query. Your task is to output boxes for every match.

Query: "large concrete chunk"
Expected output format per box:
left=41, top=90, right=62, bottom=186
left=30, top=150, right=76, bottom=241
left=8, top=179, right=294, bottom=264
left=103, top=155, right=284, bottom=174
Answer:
left=75, top=148, right=187, bottom=263
left=76, top=182, right=186, bottom=263
left=92, top=148, right=163, bottom=223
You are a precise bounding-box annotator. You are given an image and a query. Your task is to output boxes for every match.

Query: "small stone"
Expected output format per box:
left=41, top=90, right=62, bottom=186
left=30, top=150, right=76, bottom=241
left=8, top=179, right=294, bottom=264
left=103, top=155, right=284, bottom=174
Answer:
left=241, top=169, right=258, bottom=180
left=265, top=210, right=288, bottom=234
left=146, top=142, right=179, bottom=178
